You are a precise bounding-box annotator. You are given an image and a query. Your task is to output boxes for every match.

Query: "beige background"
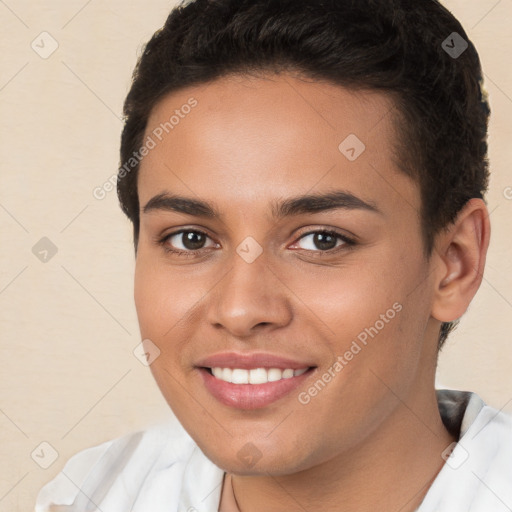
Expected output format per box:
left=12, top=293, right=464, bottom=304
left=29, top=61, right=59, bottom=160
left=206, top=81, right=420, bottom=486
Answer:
left=0, top=1, right=511, bottom=510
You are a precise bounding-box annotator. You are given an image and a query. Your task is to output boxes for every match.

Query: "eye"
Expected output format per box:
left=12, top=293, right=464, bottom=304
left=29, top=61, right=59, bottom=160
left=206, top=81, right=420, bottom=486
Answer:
left=157, top=227, right=355, bottom=257
left=291, top=229, right=355, bottom=252
left=158, top=229, right=217, bottom=255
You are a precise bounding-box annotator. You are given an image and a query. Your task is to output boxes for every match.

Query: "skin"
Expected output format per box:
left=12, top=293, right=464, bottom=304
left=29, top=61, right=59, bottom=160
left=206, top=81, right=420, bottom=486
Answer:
left=134, top=72, right=490, bottom=511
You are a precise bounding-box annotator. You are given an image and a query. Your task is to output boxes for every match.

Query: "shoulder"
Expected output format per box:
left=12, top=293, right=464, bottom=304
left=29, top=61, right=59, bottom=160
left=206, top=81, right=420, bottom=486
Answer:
left=419, top=391, right=512, bottom=512
left=34, top=419, right=199, bottom=512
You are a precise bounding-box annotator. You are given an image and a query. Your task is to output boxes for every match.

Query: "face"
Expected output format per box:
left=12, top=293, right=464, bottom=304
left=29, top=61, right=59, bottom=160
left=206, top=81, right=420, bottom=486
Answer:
left=134, top=72, right=440, bottom=476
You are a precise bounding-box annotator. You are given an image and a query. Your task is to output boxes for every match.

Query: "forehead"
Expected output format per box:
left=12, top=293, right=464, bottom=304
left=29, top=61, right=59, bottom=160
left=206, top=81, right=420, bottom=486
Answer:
left=138, top=72, right=418, bottom=217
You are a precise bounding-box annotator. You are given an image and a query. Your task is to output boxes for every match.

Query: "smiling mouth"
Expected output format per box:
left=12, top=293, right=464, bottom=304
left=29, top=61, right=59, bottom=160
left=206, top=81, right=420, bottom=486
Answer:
left=196, top=364, right=318, bottom=410
left=197, top=365, right=317, bottom=410
left=202, top=366, right=315, bottom=384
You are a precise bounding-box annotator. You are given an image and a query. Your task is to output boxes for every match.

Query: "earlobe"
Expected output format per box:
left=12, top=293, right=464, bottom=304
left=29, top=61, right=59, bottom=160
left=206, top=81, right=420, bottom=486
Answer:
left=431, top=198, right=491, bottom=322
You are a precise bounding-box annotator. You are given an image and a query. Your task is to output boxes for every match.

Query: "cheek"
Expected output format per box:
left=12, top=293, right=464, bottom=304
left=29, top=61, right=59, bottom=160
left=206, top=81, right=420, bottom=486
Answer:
left=134, top=255, right=213, bottom=384
left=134, top=260, right=164, bottom=338
left=133, top=260, right=192, bottom=407
left=302, top=248, right=428, bottom=382
left=292, top=258, right=402, bottom=337
left=134, top=256, right=197, bottom=338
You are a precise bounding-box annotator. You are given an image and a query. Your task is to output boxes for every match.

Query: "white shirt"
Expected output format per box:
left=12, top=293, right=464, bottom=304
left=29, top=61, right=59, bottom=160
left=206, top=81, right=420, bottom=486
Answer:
left=35, top=389, right=512, bottom=512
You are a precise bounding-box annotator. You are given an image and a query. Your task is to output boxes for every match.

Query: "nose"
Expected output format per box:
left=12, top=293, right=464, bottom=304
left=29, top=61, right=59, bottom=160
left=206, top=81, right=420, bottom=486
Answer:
left=206, top=251, right=293, bottom=338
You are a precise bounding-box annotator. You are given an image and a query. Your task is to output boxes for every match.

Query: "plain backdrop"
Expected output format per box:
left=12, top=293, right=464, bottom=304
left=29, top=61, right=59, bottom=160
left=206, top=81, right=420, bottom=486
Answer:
left=0, top=1, right=511, bottom=510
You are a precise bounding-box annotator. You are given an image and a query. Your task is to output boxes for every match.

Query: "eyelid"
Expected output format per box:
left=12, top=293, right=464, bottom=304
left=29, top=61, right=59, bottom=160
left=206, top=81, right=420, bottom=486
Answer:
left=294, top=225, right=356, bottom=241
left=290, top=228, right=355, bottom=251
left=157, top=226, right=356, bottom=256
left=158, top=228, right=218, bottom=252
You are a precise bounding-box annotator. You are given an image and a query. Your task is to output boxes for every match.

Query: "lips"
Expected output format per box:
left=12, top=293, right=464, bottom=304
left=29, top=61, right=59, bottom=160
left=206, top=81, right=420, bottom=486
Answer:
left=195, top=351, right=315, bottom=370
left=195, top=351, right=317, bottom=409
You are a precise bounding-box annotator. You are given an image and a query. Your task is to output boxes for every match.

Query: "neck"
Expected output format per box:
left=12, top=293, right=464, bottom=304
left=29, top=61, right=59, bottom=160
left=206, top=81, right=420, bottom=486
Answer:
left=229, top=385, right=455, bottom=512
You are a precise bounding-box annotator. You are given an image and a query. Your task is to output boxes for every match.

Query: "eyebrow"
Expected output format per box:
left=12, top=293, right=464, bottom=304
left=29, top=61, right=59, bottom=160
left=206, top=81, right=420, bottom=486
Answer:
left=142, top=190, right=383, bottom=219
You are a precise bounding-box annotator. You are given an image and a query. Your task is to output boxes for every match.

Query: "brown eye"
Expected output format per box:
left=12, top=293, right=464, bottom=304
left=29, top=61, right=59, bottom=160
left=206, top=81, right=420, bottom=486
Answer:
left=163, top=230, right=216, bottom=253
left=180, top=231, right=207, bottom=250
left=295, top=230, right=350, bottom=252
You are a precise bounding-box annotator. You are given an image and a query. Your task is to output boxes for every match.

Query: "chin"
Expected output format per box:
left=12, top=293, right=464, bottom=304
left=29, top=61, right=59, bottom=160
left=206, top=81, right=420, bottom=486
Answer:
left=199, top=441, right=317, bottom=477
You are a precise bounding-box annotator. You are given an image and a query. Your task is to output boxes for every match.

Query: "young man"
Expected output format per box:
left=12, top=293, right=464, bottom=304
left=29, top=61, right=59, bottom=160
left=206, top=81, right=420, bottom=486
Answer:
left=35, top=0, right=511, bottom=511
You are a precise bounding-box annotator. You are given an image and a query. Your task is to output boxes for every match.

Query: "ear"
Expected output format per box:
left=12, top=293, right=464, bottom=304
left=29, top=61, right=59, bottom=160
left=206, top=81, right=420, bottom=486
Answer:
left=430, top=198, right=491, bottom=323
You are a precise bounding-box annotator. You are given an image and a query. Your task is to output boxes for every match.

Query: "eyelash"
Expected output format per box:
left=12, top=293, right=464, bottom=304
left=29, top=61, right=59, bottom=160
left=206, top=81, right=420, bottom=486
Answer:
left=156, top=228, right=356, bottom=258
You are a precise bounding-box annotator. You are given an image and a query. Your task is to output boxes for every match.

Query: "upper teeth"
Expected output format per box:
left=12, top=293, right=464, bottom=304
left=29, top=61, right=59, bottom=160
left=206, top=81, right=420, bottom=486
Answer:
left=211, top=367, right=308, bottom=384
